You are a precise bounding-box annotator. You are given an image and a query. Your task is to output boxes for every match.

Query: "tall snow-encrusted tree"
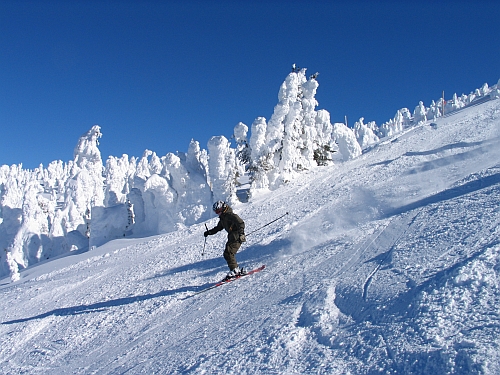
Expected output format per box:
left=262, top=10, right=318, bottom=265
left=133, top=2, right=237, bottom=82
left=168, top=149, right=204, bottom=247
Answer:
left=427, top=100, right=441, bottom=120
left=265, top=68, right=307, bottom=187
left=249, top=117, right=270, bottom=190
left=135, top=150, right=154, bottom=183
left=491, top=79, right=500, bottom=99
left=413, top=101, right=427, bottom=124
left=208, top=135, right=237, bottom=205
left=332, top=122, right=362, bottom=160
left=182, top=139, right=211, bottom=223
left=248, top=68, right=336, bottom=190
left=233, top=122, right=251, bottom=186
left=312, top=110, right=335, bottom=166
left=3, top=180, right=48, bottom=281
left=104, top=154, right=136, bottom=206
left=68, top=125, right=105, bottom=219
left=234, top=122, right=251, bottom=166
left=354, top=117, right=379, bottom=149
left=379, top=108, right=410, bottom=138
left=186, top=138, right=209, bottom=176
left=164, top=149, right=211, bottom=227
left=0, top=126, right=104, bottom=280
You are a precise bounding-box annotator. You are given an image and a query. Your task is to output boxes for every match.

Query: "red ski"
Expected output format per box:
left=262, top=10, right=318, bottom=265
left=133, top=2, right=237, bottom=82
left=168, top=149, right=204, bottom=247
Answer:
left=182, top=265, right=266, bottom=299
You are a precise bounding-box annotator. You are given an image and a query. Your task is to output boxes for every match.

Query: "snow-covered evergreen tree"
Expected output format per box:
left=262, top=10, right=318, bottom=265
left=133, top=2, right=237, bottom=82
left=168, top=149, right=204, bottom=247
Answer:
left=67, top=125, right=105, bottom=233
left=207, top=136, right=237, bottom=205
left=263, top=69, right=307, bottom=186
left=479, top=82, right=489, bottom=96
left=379, top=108, right=410, bottom=138
left=354, top=117, right=379, bottom=149
left=427, top=100, right=441, bottom=120
left=136, top=150, right=154, bottom=183
left=413, top=101, right=428, bottom=124
left=233, top=122, right=251, bottom=189
left=490, top=79, right=500, bottom=99
left=164, top=151, right=211, bottom=226
left=104, top=154, right=136, bottom=206
left=445, top=93, right=466, bottom=113
left=186, top=139, right=208, bottom=176
left=4, top=182, right=45, bottom=277
left=248, top=117, right=270, bottom=190
left=142, top=174, right=176, bottom=235
left=312, top=110, right=335, bottom=166
left=248, top=68, right=336, bottom=190
left=332, top=122, right=362, bottom=160
left=0, top=126, right=107, bottom=280
left=234, top=122, right=251, bottom=166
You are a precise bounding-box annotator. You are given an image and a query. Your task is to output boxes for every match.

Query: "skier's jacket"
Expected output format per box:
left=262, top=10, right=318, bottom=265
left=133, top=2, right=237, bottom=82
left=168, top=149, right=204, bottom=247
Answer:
left=206, top=206, right=246, bottom=243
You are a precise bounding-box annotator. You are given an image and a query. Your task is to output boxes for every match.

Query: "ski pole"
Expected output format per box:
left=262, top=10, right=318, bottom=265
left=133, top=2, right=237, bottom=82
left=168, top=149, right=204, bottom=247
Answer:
left=202, top=223, right=208, bottom=256
left=246, top=212, right=288, bottom=236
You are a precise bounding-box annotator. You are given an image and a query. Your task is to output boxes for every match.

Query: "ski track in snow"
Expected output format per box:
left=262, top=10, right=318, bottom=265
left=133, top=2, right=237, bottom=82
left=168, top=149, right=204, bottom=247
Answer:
left=1, top=100, right=500, bottom=374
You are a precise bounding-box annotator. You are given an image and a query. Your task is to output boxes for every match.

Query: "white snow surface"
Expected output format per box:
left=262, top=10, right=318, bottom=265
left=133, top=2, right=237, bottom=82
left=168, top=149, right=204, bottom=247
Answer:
left=1, top=99, right=500, bottom=374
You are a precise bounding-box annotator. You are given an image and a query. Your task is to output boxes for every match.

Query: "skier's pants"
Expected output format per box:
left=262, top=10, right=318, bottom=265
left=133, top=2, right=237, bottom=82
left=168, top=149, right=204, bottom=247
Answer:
left=223, top=241, right=241, bottom=270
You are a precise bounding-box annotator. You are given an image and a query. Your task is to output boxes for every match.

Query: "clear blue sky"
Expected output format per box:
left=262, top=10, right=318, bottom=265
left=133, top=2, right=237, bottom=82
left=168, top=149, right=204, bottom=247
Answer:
left=1, top=0, right=499, bottom=170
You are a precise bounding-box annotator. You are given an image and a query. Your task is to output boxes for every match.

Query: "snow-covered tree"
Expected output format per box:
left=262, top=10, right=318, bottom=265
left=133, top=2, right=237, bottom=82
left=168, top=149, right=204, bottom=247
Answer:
left=0, top=126, right=107, bottom=280
left=413, top=101, right=427, bottom=124
left=248, top=68, right=337, bottom=190
left=141, top=174, right=177, bottom=235
left=186, top=139, right=208, bottom=176
left=379, top=108, right=410, bottom=138
left=354, top=117, right=379, bottom=149
left=444, top=93, right=465, bottom=113
left=332, top=123, right=362, bottom=160
left=104, top=154, right=136, bottom=206
left=310, top=110, right=335, bottom=166
left=479, top=82, right=490, bottom=96
left=234, top=122, right=251, bottom=166
left=164, top=151, right=211, bottom=226
left=248, top=117, right=270, bottom=190
left=208, top=136, right=237, bottom=205
left=233, top=122, right=251, bottom=189
left=66, top=125, right=105, bottom=235
left=263, top=69, right=308, bottom=186
left=427, top=100, right=441, bottom=120
left=136, top=150, right=154, bottom=183
left=490, top=78, right=500, bottom=99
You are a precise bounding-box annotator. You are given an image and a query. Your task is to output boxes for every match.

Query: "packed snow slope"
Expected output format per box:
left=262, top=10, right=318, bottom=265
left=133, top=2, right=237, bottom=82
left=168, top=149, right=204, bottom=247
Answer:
left=1, top=99, right=500, bottom=374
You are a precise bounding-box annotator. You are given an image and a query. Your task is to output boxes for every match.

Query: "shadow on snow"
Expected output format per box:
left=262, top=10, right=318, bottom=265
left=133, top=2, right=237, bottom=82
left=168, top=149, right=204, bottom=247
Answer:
left=387, top=172, right=500, bottom=217
left=2, top=239, right=290, bottom=325
left=1, top=285, right=201, bottom=325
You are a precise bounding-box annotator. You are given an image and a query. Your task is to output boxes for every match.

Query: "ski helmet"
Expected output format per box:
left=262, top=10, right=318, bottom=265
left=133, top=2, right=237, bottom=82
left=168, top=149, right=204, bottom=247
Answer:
left=212, top=200, right=227, bottom=215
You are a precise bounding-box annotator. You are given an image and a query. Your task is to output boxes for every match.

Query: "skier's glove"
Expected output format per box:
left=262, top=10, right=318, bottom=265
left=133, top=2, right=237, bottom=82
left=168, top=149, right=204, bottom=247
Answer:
left=204, top=231, right=209, bottom=237
left=238, top=229, right=246, bottom=243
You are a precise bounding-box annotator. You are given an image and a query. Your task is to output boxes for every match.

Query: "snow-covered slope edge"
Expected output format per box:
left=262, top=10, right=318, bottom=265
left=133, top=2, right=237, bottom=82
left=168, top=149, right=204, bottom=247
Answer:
left=0, top=99, right=499, bottom=374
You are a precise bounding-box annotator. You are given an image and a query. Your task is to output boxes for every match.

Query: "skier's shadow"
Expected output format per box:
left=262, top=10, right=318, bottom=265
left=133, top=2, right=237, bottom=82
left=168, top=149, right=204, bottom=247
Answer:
left=1, top=284, right=208, bottom=325
left=2, top=239, right=289, bottom=325
left=151, top=238, right=290, bottom=280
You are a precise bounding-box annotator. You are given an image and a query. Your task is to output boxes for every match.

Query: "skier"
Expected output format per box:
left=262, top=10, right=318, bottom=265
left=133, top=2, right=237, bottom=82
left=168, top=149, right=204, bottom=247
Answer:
left=204, top=201, right=247, bottom=280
